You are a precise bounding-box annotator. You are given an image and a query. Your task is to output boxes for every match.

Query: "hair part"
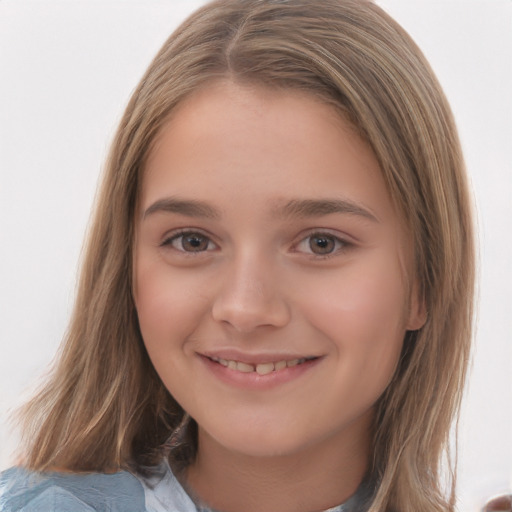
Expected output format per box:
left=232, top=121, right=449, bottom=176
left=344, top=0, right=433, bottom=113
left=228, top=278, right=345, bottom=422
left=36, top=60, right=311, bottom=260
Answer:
left=19, top=1, right=474, bottom=510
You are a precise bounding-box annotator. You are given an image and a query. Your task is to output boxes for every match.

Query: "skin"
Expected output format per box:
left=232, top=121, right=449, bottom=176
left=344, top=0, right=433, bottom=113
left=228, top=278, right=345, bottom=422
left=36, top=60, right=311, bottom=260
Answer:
left=133, top=80, right=425, bottom=512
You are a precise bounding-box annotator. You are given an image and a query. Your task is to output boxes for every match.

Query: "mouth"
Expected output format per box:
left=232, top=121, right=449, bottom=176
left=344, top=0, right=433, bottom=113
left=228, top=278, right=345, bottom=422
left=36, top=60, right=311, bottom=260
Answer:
left=206, top=356, right=318, bottom=375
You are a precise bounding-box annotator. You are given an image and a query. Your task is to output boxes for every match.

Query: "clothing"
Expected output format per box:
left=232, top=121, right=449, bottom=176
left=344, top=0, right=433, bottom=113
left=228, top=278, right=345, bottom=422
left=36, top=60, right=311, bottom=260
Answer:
left=0, top=459, right=373, bottom=511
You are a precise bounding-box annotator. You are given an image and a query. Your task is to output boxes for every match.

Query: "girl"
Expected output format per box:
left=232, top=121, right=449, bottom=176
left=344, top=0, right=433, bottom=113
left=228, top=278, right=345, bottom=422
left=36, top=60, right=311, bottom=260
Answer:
left=0, top=0, right=475, bottom=511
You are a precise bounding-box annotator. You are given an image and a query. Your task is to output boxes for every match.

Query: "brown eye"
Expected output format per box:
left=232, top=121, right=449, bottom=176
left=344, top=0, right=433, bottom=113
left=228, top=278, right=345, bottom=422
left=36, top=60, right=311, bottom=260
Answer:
left=309, top=234, right=337, bottom=255
left=181, top=233, right=210, bottom=252
left=164, top=232, right=213, bottom=253
left=294, top=231, right=350, bottom=258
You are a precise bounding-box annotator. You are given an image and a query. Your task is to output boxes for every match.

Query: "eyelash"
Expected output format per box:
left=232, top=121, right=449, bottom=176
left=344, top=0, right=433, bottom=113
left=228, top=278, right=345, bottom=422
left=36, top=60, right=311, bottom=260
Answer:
left=293, top=231, right=352, bottom=259
left=160, top=230, right=353, bottom=259
left=160, top=230, right=217, bottom=254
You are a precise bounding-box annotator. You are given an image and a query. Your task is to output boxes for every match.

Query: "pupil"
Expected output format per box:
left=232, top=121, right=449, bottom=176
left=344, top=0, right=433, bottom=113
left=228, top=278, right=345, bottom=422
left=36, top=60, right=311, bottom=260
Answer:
left=310, top=235, right=334, bottom=254
left=183, top=234, right=208, bottom=251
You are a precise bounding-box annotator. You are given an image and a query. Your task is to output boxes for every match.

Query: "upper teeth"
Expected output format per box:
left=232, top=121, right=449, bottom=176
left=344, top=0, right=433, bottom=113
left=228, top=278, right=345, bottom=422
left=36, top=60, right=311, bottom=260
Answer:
left=211, top=357, right=307, bottom=375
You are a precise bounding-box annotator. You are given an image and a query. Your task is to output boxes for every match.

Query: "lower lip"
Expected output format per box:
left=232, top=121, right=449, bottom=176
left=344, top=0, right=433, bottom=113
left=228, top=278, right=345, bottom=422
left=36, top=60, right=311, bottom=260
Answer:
left=198, top=355, right=322, bottom=390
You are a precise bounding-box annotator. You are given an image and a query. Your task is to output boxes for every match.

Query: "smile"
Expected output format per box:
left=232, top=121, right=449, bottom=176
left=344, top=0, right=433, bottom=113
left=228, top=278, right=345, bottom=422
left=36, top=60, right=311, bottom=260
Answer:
left=208, top=356, right=314, bottom=375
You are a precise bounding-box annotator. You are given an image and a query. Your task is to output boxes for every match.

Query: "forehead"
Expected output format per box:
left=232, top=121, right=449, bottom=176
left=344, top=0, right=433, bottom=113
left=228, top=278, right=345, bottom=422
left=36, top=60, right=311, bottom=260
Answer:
left=141, top=80, right=393, bottom=218
left=144, top=81, right=353, bottom=176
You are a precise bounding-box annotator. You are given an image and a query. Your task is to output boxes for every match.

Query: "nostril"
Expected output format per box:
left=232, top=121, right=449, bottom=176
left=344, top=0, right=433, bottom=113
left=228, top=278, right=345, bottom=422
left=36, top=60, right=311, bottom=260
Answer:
left=211, top=288, right=291, bottom=332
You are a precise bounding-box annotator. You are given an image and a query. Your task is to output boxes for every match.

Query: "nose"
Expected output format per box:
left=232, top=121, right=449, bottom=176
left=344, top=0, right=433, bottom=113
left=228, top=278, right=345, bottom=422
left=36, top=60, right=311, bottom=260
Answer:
left=211, top=254, right=291, bottom=333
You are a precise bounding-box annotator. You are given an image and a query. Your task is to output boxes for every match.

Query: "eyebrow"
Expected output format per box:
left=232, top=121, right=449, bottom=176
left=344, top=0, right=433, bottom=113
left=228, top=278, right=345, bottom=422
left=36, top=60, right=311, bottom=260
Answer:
left=142, top=197, right=378, bottom=222
left=142, top=197, right=221, bottom=220
left=277, top=198, right=379, bottom=222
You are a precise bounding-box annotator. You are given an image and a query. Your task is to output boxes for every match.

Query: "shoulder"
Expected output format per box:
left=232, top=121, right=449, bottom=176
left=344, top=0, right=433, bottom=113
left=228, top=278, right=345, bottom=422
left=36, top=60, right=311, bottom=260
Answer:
left=0, top=466, right=146, bottom=512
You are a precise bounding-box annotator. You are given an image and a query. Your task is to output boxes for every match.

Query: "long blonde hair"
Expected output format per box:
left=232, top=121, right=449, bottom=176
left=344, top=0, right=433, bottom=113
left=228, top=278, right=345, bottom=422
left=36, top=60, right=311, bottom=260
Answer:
left=20, top=1, right=474, bottom=510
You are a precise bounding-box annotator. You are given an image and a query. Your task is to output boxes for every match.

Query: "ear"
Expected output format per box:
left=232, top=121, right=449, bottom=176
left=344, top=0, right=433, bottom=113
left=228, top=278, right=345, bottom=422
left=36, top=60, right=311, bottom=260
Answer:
left=406, top=281, right=427, bottom=331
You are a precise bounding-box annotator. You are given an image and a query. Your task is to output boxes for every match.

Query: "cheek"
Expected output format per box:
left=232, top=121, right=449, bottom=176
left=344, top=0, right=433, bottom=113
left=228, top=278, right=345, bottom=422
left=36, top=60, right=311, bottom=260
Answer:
left=133, top=259, right=209, bottom=355
left=301, top=254, right=408, bottom=380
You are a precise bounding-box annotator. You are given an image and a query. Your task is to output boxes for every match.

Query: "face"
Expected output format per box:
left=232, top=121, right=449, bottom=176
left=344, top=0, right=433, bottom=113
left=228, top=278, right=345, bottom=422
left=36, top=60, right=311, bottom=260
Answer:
left=134, top=81, right=425, bottom=461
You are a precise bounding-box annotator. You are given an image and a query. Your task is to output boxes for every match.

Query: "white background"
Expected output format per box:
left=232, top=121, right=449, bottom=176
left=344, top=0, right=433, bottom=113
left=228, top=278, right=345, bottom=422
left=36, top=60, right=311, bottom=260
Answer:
left=0, top=1, right=511, bottom=511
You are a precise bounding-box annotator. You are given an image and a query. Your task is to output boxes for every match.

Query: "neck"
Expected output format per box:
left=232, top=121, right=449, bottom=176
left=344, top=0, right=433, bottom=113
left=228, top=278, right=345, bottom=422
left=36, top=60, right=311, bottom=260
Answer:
left=184, top=414, right=372, bottom=512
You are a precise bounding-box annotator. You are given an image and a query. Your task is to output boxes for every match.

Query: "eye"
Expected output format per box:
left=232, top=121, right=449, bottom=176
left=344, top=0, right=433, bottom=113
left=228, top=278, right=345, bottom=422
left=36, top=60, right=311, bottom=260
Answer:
left=295, top=232, right=349, bottom=256
left=162, top=231, right=215, bottom=253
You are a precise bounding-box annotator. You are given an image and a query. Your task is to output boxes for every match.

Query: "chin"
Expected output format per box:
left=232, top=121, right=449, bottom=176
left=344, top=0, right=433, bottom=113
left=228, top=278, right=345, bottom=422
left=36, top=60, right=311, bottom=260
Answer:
left=198, top=417, right=330, bottom=460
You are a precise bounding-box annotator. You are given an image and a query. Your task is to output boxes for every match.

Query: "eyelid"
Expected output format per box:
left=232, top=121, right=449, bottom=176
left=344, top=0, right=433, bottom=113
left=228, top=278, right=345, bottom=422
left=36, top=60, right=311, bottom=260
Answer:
left=292, top=229, right=356, bottom=258
left=160, top=228, right=218, bottom=253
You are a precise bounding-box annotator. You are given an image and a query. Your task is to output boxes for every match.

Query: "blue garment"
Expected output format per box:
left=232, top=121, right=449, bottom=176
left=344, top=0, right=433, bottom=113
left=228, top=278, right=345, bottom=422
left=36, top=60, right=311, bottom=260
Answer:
left=0, top=460, right=373, bottom=511
left=0, top=467, right=146, bottom=511
left=0, top=462, right=198, bottom=512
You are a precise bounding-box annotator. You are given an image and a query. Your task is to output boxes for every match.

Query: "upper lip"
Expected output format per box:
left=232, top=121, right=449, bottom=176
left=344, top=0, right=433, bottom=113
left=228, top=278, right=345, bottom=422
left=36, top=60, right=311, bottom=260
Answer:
left=199, top=349, right=320, bottom=365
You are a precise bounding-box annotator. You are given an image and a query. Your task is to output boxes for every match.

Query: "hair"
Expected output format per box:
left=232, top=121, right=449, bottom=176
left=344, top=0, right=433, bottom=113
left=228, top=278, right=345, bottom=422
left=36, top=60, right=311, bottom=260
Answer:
left=18, top=1, right=474, bottom=511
